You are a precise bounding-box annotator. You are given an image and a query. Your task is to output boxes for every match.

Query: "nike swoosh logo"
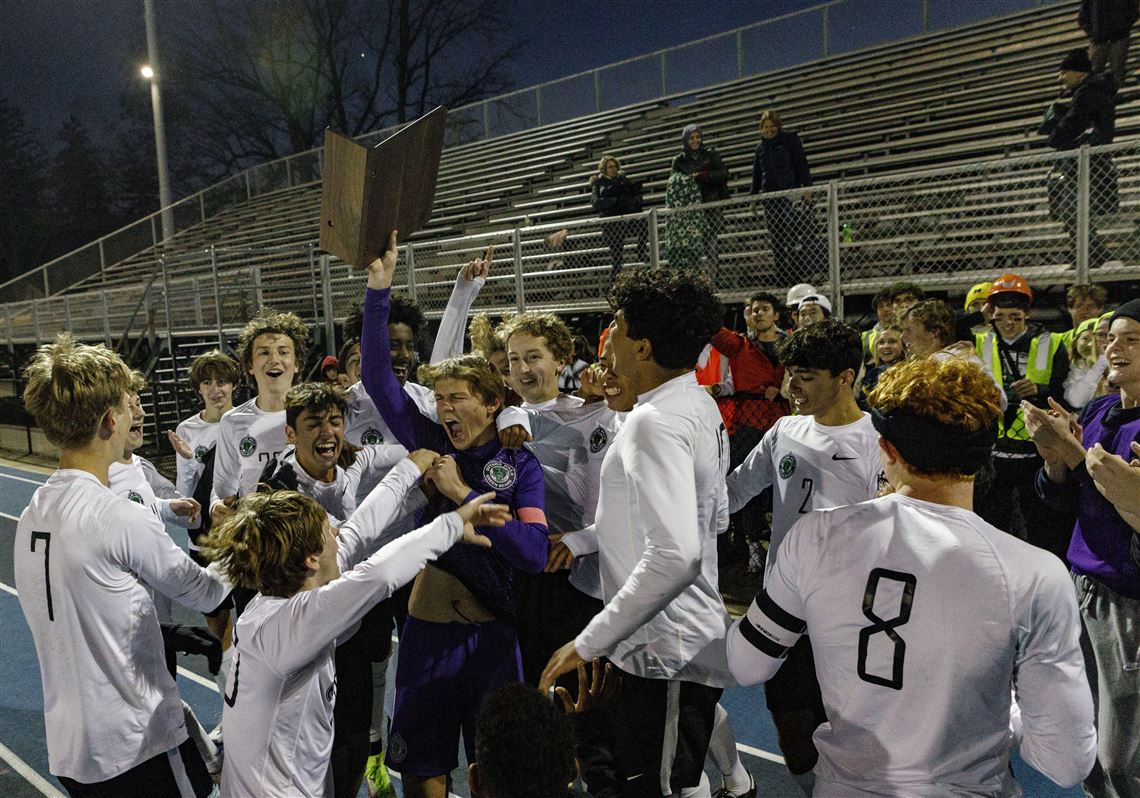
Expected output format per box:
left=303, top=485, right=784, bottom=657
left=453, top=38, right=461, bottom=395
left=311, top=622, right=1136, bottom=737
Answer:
left=832, top=453, right=857, bottom=460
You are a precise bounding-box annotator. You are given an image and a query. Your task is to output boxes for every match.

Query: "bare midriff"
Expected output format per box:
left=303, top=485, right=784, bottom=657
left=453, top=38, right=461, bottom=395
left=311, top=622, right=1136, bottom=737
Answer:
left=408, top=563, right=495, bottom=624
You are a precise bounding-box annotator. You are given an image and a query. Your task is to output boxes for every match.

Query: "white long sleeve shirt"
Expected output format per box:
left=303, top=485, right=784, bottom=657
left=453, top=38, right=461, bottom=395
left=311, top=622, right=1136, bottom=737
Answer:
left=575, top=372, right=733, bottom=687
left=210, top=397, right=291, bottom=513
left=726, top=494, right=1097, bottom=795
left=221, top=459, right=463, bottom=797
left=15, top=469, right=231, bottom=783
left=344, top=270, right=481, bottom=446
left=173, top=411, right=222, bottom=499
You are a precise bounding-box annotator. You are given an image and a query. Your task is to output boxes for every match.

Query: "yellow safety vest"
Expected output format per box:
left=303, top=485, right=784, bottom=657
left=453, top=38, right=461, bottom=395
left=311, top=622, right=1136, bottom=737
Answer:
left=862, top=327, right=880, bottom=359
left=977, top=330, right=1062, bottom=442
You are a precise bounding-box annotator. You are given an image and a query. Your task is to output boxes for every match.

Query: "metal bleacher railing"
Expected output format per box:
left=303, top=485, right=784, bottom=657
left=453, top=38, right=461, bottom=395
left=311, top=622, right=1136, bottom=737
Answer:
left=0, top=0, right=1065, bottom=304
left=4, top=139, right=1137, bottom=351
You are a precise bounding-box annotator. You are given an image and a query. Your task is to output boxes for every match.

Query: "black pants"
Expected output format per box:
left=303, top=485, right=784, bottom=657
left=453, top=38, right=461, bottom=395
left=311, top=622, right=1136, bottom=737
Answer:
left=602, top=218, right=649, bottom=275
left=58, top=737, right=212, bottom=798
left=975, top=454, right=1071, bottom=562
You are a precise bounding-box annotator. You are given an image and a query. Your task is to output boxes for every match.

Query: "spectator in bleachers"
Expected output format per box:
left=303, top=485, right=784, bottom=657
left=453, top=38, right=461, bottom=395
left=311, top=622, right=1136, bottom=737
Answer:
left=1079, top=0, right=1138, bottom=90
left=320, top=355, right=340, bottom=384
left=590, top=155, right=647, bottom=277
left=1042, top=47, right=1119, bottom=269
left=1063, top=283, right=1109, bottom=347
left=749, top=110, right=814, bottom=287
left=861, top=290, right=895, bottom=366
left=664, top=170, right=708, bottom=269
left=857, top=325, right=904, bottom=406
left=670, top=124, right=729, bottom=281
left=785, top=282, right=817, bottom=329
left=796, top=294, right=831, bottom=326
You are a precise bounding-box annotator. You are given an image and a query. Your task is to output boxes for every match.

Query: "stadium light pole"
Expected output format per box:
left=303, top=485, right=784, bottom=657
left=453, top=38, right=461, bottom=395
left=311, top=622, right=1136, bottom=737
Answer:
left=143, top=0, right=174, bottom=242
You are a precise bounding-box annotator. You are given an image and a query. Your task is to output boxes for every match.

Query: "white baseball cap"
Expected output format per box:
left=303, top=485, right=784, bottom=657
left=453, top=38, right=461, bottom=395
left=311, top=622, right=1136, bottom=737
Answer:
left=798, top=294, right=832, bottom=315
left=786, top=283, right=818, bottom=307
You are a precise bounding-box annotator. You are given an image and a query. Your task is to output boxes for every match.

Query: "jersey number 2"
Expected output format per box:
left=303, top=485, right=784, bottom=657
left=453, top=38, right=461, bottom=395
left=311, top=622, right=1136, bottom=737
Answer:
left=31, top=532, right=54, bottom=621
left=857, top=568, right=916, bottom=690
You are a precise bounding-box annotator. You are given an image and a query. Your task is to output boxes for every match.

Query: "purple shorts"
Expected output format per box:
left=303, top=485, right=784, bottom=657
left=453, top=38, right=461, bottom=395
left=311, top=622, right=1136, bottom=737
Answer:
left=386, top=616, right=522, bottom=777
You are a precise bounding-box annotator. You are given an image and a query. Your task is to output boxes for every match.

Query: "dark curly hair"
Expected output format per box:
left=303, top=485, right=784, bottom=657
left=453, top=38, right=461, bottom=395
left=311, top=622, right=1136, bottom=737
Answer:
left=237, top=308, right=310, bottom=383
left=747, top=290, right=783, bottom=312
left=389, top=294, right=425, bottom=337
left=474, top=684, right=577, bottom=798
left=608, top=267, right=722, bottom=369
left=776, top=318, right=862, bottom=376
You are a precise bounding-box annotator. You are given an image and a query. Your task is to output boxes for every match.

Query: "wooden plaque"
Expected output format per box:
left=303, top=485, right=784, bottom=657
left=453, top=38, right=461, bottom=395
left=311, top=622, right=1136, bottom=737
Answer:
left=319, top=106, right=448, bottom=268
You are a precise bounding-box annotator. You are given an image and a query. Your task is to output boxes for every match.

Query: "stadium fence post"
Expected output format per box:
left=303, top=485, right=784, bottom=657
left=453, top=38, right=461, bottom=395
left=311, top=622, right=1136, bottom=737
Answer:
left=319, top=254, right=336, bottom=359
left=62, top=295, right=72, bottom=333
left=307, top=245, right=320, bottom=321
left=160, top=254, right=179, bottom=421
left=1076, top=145, right=1091, bottom=284
left=405, top=244, right=418, bottom=303
left=100, top=293, right=112, bottom=348
left=827, top=180, right=842, bottom=319
left=648, top=209, right=660, bottom=269
left=512, top=228, right=525, bottom=313
left=251, top=262, right=264, bottom=309
left=210, top=246, right=224, bottom=349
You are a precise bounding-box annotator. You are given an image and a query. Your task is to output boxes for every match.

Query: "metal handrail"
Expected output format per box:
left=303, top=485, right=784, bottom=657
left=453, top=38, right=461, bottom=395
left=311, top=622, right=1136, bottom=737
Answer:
left=0, top=0, right=1057, bottom=298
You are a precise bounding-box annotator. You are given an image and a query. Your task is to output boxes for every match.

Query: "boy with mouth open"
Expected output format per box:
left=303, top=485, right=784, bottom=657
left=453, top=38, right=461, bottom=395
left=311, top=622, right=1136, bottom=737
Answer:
left=724, top=319, right=882, bottom=795
left=361, top=231, right=549, bottom=798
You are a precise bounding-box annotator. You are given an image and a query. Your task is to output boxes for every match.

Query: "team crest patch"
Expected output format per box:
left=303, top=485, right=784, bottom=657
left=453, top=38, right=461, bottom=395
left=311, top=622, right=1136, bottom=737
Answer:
left=361, top=428, right=383, bottom=445
left=324, top=680, right=336, bottom=704
left=483, top=460, right=516, bottom=490
left=778, top=453, right=797, bottom=479
left=194, top=445, right=208, bottom=463
left=239, top=435, right=257, bottom=457
left=128, top=491, right=145, bottom=505
left=589, top=426, right=608, bottom=454
left=387, top=733, right=407, bottom=764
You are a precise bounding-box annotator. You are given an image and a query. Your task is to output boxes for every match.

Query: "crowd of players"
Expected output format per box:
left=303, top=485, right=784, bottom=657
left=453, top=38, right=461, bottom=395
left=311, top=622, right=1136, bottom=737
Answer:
left=11, top=225, right=1140, bottom=798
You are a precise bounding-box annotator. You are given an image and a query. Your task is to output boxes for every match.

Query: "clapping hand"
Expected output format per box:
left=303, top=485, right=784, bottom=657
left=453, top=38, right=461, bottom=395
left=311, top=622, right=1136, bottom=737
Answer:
left=167, top=430, right=193, bottom=459
left=1022, top=397, right=1084, bottom=468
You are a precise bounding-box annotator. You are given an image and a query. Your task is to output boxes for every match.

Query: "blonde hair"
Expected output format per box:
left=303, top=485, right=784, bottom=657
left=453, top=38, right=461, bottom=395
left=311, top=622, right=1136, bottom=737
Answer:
left=597, top=154, right=621, bottom=174
left=872, top=325, right=904, bottom=368
left=417, top=354, right=505, bottom=406
left=22, top=334, right=133, bottom=450
left=759, top=109, right=783, bottom=132
left=237, top=308, right=310, bottom=383
left=501, top=312, right=574, bottom=364
left=129, top=369, right=148, bottom=394
left=200, top=490, right=326, bottom=598
left=468, top=313, right=508, bottom=360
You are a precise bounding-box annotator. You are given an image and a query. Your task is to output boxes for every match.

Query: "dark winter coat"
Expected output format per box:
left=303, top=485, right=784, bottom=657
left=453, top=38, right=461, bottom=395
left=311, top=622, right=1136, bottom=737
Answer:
left=670, top=146, right=729, bottom=203
left=1048, top=71, right=1117, bottom=149
left=1079, top=0, right=1139, bottom=42
left=591, top=174, right=644, bottom=217
left=750, top=131, right=812, bottom=194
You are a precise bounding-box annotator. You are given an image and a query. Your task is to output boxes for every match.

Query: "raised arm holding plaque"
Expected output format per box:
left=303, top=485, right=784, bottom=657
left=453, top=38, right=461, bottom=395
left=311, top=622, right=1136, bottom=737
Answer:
left=319, top=106, right=447, bottom=268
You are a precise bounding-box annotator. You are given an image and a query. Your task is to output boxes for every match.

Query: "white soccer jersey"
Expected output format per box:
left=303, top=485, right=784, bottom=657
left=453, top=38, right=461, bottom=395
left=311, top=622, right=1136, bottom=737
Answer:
left=210, top=397, right=290, bottom=512
left=220, top=459, right=463, bottom=798
left=726, top=494, right=1097, bottom=796
left=727, top=413, right=881, bottom=580
left=499, top=395, right=618, bottom=598
left=174, top=411, right=222, bottom=498
left=576, top=373, right=733, bottom=687
left=14, top=469, right=230, bottom=783
left=344, top=269, right=480, bottom=446
left=108, top=455, right=191, bottom=623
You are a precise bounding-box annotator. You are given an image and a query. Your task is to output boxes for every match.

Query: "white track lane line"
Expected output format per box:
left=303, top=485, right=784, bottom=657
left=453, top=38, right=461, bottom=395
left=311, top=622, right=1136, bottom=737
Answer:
left=0, top=743, right=66, bottom=798
left=0, top=472, right=47, bottom=487
left=2, top=512, right=21, bottom=522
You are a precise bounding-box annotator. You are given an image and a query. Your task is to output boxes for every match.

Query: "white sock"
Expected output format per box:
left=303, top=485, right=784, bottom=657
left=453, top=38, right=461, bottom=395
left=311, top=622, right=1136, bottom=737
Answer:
left=679, top=771, right=711, bottom=798
left=708, top=704, right=750, bottom=793
left=369, top=657, right=389, bottom=745
left=792, top=769, right=816, bottom=796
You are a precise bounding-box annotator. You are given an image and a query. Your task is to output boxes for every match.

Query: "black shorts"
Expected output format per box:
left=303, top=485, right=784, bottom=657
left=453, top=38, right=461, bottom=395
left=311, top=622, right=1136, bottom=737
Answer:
left=610, top=667, right=722, bottom=797
left=333, top=628, right=375, bottom=739
left=763, top=634, right=826, bottom=722
left=58, top=737, right=211, bottom=798
left=516, top=570, right=603, bottom=687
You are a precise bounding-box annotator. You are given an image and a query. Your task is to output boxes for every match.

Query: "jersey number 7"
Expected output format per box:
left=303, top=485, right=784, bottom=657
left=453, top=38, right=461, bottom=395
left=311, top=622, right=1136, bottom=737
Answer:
left=31, top=531, right=54, bottom=621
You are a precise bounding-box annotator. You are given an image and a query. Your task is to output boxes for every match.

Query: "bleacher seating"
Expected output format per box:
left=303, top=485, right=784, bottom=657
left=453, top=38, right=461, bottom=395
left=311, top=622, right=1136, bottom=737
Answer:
left=59, top=2, right=1135, bottom=297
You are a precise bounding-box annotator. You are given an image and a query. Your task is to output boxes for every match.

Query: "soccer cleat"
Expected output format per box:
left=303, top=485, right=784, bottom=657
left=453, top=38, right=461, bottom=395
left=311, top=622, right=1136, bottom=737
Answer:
left=365, top=752, right=396, bottom=798
left=714, top=772, right=757, bottom=798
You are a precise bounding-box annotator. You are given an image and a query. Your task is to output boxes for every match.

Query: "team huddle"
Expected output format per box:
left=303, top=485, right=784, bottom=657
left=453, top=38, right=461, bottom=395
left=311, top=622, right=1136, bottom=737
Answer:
left=12, top=232, right=1140, bottom=798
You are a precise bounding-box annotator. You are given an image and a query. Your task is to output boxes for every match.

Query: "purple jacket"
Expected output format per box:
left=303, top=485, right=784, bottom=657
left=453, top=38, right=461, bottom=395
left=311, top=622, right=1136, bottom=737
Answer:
left=1037, top=394, right=1140, bottom=598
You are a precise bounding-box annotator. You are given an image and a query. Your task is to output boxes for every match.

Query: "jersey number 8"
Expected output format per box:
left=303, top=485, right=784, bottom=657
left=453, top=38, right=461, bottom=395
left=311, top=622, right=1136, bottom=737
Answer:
left=857, top=568, right=916, bottom=691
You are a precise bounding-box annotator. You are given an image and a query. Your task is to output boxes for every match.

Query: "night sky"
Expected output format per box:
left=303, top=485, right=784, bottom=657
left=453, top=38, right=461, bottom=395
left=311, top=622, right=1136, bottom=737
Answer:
left=0, top=0, right=834, bottom=149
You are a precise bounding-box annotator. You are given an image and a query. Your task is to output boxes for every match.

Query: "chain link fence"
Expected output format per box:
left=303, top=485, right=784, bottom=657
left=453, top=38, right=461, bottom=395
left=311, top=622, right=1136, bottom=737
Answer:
left=4, top=142, right=1137, bottom=356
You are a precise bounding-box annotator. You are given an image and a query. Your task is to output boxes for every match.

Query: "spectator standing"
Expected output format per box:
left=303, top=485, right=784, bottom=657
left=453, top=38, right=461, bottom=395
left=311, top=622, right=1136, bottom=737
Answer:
left=861, top=290, right=895, bottom=366
left=1080, top=0, right=1139, bottom=90
left=671, top=124, right=730, bottom=281
left=1042, top=47, right=1119, bottom=268
left=1027, top=298, right=1140, bottom=798
left=590, top=154, right=647, bottom=277
left=1066, top=317, right=1111, bottom=410
left=1063, top=283, right=1110, bottom=347
left=664, top=170, right=708, bottom=270
left=857, top=325, right=904, bottom=405
left=749, top=110, right=814, bottom=286
left=973, top=274, right=1071, bottom=560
